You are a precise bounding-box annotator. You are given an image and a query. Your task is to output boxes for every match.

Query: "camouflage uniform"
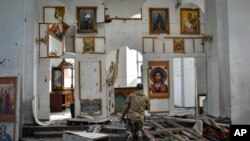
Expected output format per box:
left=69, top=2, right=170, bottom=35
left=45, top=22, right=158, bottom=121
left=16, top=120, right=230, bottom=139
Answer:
left=121, top=90, right=150, bottom=141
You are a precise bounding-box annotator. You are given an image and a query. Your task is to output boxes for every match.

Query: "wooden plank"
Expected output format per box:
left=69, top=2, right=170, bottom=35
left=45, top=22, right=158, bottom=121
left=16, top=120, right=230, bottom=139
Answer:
left=193, top=37, right=195, bottom=53
left=142, top=37, right=145, bottom=54
left=163, top=42, right=165, bottom=53
left=71, top=36, right=75, bottom=53
left=152, top=38, right=155, bottom=53
left=149, top=120, right=185, bottom=141
left=99, top=61, right=102, bottom=92
left=78, top=61, right=81, bottom=100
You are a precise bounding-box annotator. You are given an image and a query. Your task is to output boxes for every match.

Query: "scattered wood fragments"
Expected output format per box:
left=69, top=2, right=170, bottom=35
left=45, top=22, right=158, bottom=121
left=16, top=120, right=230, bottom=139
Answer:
left=65, top=113, right=229, bottom=141
left=142, top=114, right=230, bottom=141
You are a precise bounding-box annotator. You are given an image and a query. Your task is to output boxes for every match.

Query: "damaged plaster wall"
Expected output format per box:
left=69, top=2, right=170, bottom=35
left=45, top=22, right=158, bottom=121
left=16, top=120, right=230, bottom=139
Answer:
left=37, top=0, right=108, bottom=119
left=204, top=0, right=231, bottom=118
left=0, top=0, right=38, bottom=140
left=37, top=0, right=206, bottom=119
left=38, top=59, right=51, bottom=120
left=0, top=0, right=37, bottom=123
left=227, top=0, right=250, bottom=124
left=104, top=0, right=145, bottom=18
left=174, top=58, right=199, bottom=108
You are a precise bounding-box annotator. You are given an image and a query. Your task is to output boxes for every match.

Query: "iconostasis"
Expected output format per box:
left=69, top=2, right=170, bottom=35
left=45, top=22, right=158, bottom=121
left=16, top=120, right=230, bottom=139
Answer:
left=37, top=0, right=205, bottom=116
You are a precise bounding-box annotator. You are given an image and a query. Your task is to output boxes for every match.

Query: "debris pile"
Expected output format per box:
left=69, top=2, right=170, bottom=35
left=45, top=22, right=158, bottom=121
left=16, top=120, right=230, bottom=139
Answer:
left=142, top=114, right=230, bottom=141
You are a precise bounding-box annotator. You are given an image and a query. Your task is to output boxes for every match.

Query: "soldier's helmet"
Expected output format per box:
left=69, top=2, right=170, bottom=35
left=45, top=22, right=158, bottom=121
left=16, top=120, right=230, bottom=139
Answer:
left=136, top=83, right=143, bottom=90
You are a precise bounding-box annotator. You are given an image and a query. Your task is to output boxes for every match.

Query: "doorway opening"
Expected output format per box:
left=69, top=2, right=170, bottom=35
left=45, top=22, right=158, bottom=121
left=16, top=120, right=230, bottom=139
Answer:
left=106, top=46, right=143, bottom=113
left=37, top=58, right=75, bottom=124
left=173, top=57, right=206, bottom=116
left=173, top=57, right=196, bottom=116
left=49, top=58, right=75, bottom=123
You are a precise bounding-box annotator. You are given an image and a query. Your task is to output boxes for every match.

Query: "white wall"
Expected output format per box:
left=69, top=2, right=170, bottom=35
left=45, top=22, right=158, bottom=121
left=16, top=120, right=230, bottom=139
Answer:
left=227, top=0, right=250, bottom=124
left=183, top=58, right=195, bottom=107
left=0, top=0, right=38, bottom=140
left=105, top=20, right=144, bottom=52
left=174, top=58, right=196, bottom=108
left=126, top=48, right=139, bottom=87
left=104, top=0, right=144, bottom=18
left=174, top=58, right=182, bottom=107
left=73, top=54, right=108, bottom=118
left=204, top=0, right=231, bottom=118
left=183, top=0, right=205, bottom=12
left=38, top=59, right=51, bottom=120
left=196, top=57, right=206, bottom=94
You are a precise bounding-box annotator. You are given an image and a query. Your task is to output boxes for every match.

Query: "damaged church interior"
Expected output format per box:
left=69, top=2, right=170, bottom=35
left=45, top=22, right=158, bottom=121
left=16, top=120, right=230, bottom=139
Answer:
left=0, top=0, right=249, bottom=140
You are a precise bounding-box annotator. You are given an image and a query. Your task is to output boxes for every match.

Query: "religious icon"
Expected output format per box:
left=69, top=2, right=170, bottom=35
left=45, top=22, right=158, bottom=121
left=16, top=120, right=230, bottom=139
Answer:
left=149, top=8, right=169, bottom=34
left=43, top=7, right=65, bottom=23
left=180, top=8, right=200, bottom=34
left=77, top=7, right=97, bottom=33
left=54, top=7, right=65, bottom=22
left=0, top=77, right=17, bottom=122
left=173, top=38, right=185, bottom=53
left=0, top=122, right=15, bottom=141
left=148, top=61, right=169, bottom=99
left=83, top=38, right=95, bottom=53
left=52, top=68, right=62, bottom=90
left=48, top=22, right=69, bottom=42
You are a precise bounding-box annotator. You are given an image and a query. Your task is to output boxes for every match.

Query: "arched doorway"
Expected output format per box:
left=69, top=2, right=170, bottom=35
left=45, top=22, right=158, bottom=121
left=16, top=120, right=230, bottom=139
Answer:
left=106, top=46, right=143, bottom=113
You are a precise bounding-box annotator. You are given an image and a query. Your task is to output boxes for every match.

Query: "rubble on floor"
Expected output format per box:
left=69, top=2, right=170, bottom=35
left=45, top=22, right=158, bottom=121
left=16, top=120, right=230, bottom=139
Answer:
left=63, top=113, right=230, bottom=141
left=63, top=131, right=110, bottom=141
left=67, top=114, right=111, bottom=125
left=142, top=114, right=230, bottom=141
left=22, top=113, right=230, bottom=141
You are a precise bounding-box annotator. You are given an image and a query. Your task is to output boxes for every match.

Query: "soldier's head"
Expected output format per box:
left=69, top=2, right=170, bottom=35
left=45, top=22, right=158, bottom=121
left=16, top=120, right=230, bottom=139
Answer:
left=136, top=83, right=143, bottom=90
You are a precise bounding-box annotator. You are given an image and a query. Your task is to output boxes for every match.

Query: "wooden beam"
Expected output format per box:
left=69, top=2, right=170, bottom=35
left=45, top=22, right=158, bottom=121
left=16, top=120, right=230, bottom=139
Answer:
left=99, top=61, right=102, bottom=92
left=78, top=61, right=82, bottom=100
left=193, top=37, right=196, bottom=53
